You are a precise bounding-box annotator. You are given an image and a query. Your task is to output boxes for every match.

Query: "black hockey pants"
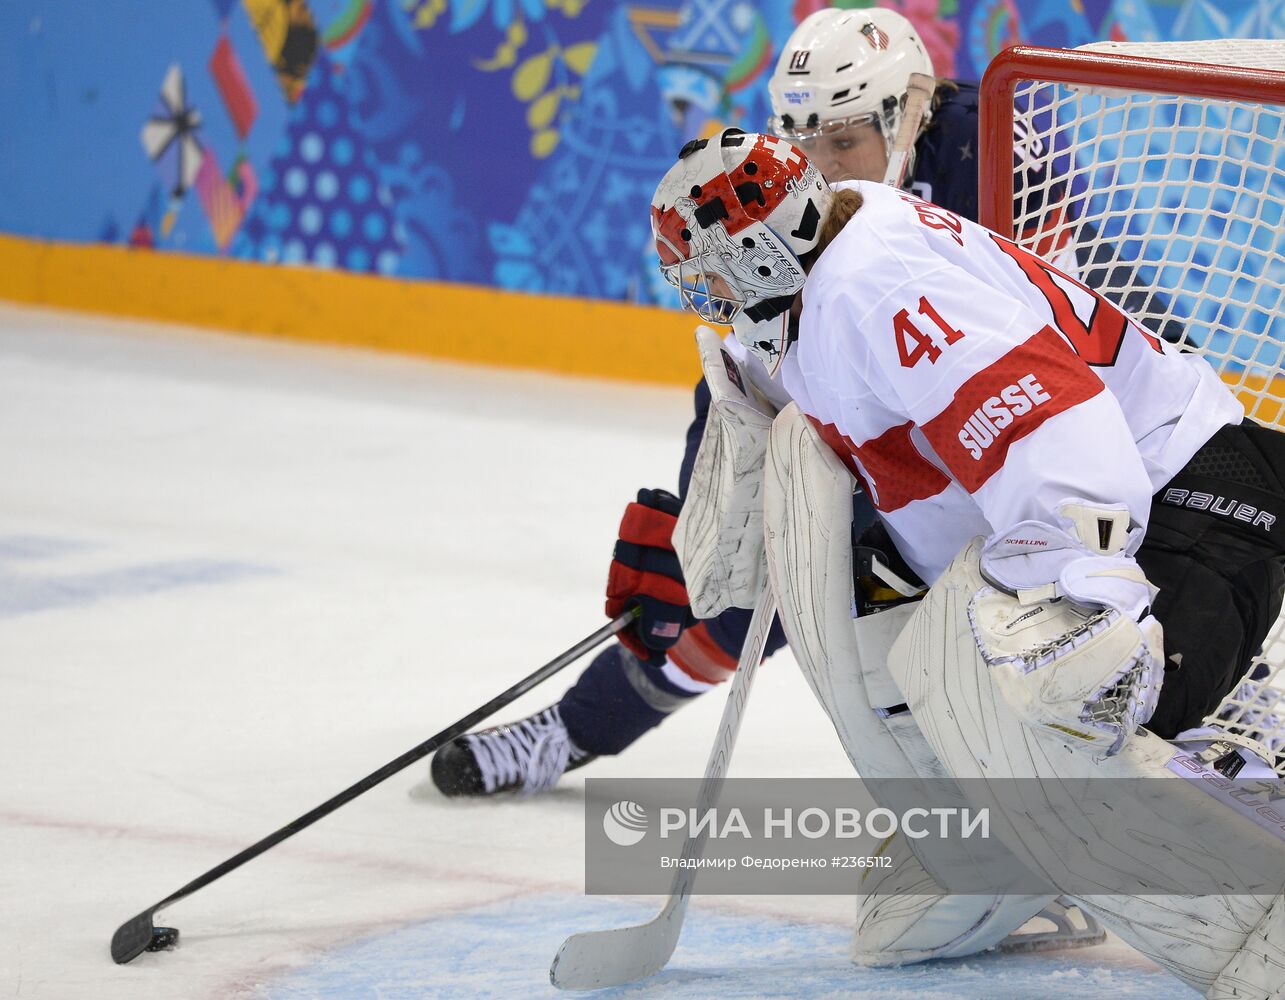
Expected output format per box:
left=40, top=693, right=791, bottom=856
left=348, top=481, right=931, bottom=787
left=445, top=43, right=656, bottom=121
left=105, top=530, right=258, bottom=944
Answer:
left=1139, top=421, right=1285, bottom=738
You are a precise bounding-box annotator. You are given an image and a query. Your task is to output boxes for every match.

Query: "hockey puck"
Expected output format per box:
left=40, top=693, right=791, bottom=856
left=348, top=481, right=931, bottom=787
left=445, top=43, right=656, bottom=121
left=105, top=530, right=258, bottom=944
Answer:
left=146, top=926, right=180, bottom=951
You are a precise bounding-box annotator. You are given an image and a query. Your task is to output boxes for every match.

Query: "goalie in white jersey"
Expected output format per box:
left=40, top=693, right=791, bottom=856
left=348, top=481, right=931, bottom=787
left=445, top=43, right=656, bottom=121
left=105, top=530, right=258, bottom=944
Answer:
left=654, top=127, right=1281, bottom=741
left=653, top=129, right=1285, bottom=998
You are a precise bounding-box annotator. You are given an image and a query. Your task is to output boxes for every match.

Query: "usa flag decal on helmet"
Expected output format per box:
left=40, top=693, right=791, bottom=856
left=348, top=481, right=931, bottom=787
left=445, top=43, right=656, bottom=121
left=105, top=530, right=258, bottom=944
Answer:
left=861, top=22, right=890, bottom=50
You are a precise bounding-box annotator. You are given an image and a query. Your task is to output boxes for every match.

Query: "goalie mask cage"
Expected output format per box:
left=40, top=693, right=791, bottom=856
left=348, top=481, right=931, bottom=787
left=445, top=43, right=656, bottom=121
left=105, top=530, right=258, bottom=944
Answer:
left=979, top=41, right=1285, bottom=771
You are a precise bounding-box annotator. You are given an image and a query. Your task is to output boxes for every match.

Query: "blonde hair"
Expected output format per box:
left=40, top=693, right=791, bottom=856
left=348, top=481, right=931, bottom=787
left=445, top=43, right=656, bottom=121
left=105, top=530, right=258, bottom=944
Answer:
left=930, top=77, right=957, bottom=116
left=813, top=187, right=864, bottom=261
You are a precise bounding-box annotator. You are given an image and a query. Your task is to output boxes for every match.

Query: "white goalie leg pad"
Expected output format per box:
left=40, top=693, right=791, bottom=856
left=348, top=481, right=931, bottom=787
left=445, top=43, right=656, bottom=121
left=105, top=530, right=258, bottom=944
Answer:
left=760, top=404, right=1056, bottom=966
left=761, top=402, right=922, bottom=780
left=852, top=830, right=1058, bottom=967
left=888, top=538, right=1285, bottom=997
left=1208, top=892, right=1285, bottom=999
left=672, top=326, right=775, bottom=619
left=1074, top=891, right=1285, bottom=1000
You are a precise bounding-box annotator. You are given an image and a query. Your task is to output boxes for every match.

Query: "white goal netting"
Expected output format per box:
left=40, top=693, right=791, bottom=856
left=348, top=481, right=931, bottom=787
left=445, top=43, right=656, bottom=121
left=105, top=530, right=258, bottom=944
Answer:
left=984, top=40, right=1285, bottom=771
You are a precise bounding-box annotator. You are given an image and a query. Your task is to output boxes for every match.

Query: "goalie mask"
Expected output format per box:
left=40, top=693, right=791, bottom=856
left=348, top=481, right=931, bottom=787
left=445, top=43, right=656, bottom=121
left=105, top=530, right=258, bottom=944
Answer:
left=767, top=8, right=934, bottom=182
left=651, top=129, right=832, bottom=376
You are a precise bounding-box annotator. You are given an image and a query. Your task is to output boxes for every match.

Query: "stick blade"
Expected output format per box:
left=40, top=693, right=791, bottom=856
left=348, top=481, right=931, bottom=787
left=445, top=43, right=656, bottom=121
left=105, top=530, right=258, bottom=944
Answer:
left=111, top=909, right=157, bottom=965
left=549, top=907, right=683, bottom=990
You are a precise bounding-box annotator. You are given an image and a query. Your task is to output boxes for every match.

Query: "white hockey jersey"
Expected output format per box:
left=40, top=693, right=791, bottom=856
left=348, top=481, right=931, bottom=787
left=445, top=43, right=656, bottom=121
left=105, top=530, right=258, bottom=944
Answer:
left=740, top=180, right=1243, bottom=585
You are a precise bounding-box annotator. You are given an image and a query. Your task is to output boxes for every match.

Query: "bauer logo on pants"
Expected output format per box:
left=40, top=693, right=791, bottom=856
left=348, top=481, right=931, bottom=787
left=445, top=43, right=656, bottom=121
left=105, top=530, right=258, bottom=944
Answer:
left=1159, top=488, right=1277, bottom=532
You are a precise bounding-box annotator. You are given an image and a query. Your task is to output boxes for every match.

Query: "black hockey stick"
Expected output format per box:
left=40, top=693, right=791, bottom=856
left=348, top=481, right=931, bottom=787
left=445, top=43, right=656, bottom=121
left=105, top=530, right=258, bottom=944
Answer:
left=110, top=609, right=636, bottom=965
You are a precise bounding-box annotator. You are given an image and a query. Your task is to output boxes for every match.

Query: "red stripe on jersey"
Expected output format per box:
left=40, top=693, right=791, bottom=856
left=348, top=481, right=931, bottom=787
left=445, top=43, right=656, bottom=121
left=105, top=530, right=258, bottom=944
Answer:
left=808, top=416, right=951, bottom=513
left=669, top=621, right=738, bottom=684
left=808, top=418, right=865, bottom=482
left=921, top=325, right=1104, bottom=493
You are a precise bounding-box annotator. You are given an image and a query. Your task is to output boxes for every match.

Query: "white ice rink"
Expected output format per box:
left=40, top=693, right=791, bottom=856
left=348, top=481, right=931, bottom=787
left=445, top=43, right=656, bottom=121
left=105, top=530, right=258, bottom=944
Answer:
left=0, top=302, right=1199, bottom=998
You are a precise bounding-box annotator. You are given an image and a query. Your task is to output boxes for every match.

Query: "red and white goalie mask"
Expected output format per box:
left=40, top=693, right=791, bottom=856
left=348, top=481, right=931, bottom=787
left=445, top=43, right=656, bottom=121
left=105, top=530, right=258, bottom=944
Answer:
left=651, top=129, right=832, bottom=376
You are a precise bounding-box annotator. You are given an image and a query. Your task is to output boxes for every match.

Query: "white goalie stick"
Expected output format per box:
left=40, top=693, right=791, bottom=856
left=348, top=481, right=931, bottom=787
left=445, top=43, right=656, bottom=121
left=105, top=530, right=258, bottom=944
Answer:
left=548, top=593, right=777, bottom=990
left=882, top=72, right=936, bottom=189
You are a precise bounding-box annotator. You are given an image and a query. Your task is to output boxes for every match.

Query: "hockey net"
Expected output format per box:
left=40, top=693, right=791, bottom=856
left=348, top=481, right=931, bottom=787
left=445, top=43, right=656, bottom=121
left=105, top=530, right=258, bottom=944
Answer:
left=980, top=41, right=1285, bottom=772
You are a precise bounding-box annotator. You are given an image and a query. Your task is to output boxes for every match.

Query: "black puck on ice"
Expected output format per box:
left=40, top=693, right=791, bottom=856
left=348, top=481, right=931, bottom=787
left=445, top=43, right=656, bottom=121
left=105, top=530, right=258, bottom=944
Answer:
left=146, top=926, right=180, bottom=951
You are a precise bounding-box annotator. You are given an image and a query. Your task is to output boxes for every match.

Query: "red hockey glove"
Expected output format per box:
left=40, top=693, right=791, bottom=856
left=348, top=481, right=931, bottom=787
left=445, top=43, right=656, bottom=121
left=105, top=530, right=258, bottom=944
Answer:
left=605, top=488, right=695, bottom=665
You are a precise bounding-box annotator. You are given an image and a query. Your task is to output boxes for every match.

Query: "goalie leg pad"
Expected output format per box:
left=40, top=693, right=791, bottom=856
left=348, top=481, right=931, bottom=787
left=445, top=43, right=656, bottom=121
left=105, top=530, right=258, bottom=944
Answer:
left=1078, top=892, right=1283, bottom=998
left=1208, top=892, right=1285, bottom=1000
left=852, top=830, right=1056, bottom=967
left=761, top=402, right=910, bottom=780
left=761, top=404, right=1057, bottom=964
left=672, top=327, right=775, bottom=619
left=887, top=538, right=1285, bottom=997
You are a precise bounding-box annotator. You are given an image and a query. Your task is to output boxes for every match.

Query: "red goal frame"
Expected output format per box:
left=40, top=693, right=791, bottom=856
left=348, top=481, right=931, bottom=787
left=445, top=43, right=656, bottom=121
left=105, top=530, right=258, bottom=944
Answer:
left=977, top=43, right=1285, bottom=239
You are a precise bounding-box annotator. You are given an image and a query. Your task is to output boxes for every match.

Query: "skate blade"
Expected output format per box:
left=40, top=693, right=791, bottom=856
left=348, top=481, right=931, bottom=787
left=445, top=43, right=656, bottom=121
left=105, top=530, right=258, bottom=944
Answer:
left=998, top=927, right=1107, bottom=954
left=998, top=903, right=1106, bottom=955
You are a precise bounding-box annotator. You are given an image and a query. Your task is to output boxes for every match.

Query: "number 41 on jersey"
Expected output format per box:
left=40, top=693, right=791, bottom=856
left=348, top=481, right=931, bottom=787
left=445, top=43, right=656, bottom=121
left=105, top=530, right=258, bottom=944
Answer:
left=894, top=296, right=965, bottom=368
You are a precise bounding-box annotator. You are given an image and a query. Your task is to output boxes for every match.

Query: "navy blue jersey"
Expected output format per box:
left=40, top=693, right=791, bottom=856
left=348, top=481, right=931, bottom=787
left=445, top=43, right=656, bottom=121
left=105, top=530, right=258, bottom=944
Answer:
left=910, top=79, right=1081, bottom=235
left=909, top=79, right=984, bottom=222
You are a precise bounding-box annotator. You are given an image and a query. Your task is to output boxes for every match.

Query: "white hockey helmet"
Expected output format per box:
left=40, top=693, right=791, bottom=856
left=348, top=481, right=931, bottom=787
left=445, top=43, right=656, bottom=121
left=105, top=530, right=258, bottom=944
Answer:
left=767, top=8, right=934, bottom=166
left=651, top=128, right=832, bottom=376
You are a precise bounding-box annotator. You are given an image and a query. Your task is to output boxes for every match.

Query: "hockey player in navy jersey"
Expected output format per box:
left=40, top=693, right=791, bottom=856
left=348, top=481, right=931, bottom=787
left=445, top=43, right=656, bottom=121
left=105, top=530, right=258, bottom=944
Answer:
left=418, top=6, right=1086, bottom=800
left=420, top=8, right=1031, bottom=802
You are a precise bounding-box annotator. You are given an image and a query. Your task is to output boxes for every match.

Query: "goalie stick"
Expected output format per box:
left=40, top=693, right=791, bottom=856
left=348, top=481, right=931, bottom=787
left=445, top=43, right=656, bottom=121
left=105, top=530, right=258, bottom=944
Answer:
left=882, top=72, right=936, bottom=189
left=549, top=593, right=777, bottom=990
left=110, top=610, right=636, bottom=966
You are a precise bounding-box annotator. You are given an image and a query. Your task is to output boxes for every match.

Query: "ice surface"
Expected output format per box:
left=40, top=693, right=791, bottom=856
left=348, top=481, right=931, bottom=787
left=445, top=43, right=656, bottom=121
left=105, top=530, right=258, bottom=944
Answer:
left=0, top=303, right=1196, bottom=998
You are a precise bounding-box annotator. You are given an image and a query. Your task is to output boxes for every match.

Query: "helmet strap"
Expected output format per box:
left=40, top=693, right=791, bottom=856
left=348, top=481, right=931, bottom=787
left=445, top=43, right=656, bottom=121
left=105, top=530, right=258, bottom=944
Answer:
left=743, top=294, right=795, bottom=325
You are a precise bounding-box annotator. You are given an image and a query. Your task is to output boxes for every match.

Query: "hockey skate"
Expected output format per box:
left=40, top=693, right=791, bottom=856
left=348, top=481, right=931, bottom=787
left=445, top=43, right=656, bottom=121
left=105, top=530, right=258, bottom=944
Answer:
left=853, top=895, right=1105, bottom=967
left=410, top=705, right=596, bottom=798
left=851, top=822, right=1105, bottom=966
left=998, top=898, right=1106, bottom=954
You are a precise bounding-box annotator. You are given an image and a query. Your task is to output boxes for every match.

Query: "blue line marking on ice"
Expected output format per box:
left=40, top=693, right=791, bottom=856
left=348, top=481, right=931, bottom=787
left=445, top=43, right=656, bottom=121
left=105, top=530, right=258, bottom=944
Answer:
left=0, top=535, right=275, bottom=617
left=252, top=894, right=1199, bottom=1000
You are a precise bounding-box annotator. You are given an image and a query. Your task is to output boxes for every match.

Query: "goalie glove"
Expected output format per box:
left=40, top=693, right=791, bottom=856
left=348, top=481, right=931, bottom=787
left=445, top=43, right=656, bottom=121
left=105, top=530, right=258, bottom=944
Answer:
left=606, top=488, right=695, bottom=665
left=672, top=326, right=776, bottom=619
left=971, top=501, right=1164, bottom=756
left=969, top=588, right=1163, bottom=756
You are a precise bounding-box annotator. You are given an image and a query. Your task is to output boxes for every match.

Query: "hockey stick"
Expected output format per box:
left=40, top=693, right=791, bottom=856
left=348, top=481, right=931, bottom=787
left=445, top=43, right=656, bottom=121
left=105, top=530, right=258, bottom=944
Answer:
left=549, top=593, right=777, bottom=990
left=110, top=610, right=636, bottom=965
left=882, top=71, right=936, bottom=189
